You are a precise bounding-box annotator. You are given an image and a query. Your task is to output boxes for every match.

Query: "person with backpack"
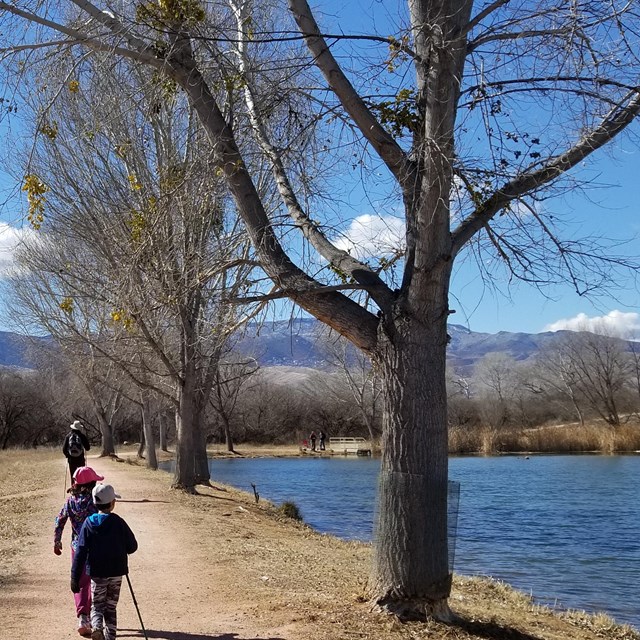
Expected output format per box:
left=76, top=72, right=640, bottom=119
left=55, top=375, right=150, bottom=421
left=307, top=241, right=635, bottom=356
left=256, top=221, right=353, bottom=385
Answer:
left=63, top=421, right=91, bottom=478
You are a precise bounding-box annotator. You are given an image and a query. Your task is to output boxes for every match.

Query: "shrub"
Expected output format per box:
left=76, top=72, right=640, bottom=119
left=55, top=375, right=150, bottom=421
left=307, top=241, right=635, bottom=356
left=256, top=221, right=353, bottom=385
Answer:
left=278, top=500, right=303, bottom=521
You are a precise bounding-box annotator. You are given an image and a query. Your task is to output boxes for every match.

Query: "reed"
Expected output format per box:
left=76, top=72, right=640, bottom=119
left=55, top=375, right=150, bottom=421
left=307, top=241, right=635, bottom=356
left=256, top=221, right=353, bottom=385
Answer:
left=449, top=419, right=640, bottom=455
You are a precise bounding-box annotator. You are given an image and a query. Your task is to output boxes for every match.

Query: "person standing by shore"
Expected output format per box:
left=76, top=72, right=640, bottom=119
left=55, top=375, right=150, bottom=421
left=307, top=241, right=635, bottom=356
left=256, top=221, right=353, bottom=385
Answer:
left=54, top=466, right=104, bottom=637
left=63, top=421, right=91, bottom=479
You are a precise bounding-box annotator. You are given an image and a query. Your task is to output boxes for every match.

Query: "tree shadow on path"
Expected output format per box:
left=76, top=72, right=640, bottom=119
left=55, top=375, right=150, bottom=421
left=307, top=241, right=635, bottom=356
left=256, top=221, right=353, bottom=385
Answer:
left=118, top=629, right=285, bottom=640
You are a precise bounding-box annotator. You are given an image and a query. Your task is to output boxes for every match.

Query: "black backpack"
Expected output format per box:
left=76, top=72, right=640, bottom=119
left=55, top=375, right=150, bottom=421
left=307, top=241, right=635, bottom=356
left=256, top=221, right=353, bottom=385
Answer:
left=67, top=431, right=84, bottom=457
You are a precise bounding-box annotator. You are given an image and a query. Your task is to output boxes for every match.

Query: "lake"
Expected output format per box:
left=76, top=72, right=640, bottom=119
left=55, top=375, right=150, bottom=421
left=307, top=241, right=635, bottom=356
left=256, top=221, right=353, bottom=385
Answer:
left=160, top=454, right=640, bottom=629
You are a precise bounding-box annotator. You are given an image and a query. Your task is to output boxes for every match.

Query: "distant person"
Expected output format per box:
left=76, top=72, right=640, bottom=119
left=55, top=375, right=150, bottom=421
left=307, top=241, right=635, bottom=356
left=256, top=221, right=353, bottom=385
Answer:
left=63, top=421, right=91, bottom=478
left=71, top=483, right=138, bottom=640
left=54, top=466, right=104, bottom=637
left=309, top=431, right=317, bottom=452
left=319, top=430, right=326, bottom=451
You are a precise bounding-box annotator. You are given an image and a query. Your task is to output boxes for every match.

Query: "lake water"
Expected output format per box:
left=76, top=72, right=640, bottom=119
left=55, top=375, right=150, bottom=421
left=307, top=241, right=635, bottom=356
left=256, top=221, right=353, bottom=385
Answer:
left=160, top=454, right=640, bottom=629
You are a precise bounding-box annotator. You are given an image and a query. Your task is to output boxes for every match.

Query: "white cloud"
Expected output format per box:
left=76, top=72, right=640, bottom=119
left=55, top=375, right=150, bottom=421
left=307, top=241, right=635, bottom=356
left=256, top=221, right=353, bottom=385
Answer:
left=544, top=310, right=640, bottom=337
left=0, top=223, right=32, bottom=276
left=332, top=214, right=405, bottom=259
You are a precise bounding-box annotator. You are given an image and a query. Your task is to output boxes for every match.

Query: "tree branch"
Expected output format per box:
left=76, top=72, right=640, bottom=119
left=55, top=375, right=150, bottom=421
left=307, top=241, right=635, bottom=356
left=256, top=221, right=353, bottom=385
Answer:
left=451, top=89, right=640, bottom=256
left=0, top=1, right=159, bottom=66
left=227, top=282, right=383, bottom=304
left=468, top=28, right=577, bottom=52
left=229, top=0, right=395, bottom=311
left=464, top=0, right=511, bottom=35
left=287, top=0, right=412, bottom=187
left=161, top=36, right=380, bottom=352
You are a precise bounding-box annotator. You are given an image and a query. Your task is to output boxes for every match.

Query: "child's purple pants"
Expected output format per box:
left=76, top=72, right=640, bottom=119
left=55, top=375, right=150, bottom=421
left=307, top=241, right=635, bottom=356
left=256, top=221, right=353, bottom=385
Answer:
left=71, top=549, right=91, bottom=616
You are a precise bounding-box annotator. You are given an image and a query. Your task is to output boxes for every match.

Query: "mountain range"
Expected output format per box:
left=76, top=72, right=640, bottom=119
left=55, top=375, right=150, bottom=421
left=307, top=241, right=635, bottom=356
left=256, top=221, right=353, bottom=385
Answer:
left=0, top=319, right=622, bottom=375
left=229, top=318, right=584, bottom=374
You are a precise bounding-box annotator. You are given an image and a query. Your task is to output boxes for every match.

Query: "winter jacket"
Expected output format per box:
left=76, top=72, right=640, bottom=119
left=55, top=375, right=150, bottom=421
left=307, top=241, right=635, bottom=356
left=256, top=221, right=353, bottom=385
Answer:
left=54, top=492, right=97, bottom=552
left=62, top=430, right=91, bottom=460
left=71, top=512, right=137, bottom=581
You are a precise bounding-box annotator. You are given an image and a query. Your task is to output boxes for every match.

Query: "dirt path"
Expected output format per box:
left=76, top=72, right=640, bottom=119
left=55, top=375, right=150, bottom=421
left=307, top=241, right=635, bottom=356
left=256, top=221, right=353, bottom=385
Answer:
left=2, top=448, right=637, bottom=640
left=3, top=452, right=334, bottom=640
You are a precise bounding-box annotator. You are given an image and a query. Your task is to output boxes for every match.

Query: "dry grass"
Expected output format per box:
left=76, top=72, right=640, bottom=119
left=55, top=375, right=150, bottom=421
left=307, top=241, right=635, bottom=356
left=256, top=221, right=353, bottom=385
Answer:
left=0, top=448, right=62, bottom=587
left=450, top=418, right=640, bottom=455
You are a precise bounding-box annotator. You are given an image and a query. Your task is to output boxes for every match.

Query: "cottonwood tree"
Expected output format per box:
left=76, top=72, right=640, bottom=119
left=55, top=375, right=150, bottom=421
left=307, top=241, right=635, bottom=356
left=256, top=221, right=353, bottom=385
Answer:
left=208, top=355, right=259, bottom=452
left=8, top=56, right=258, bottom=484
left=534, top=340, right=587, bottom=426
left=3, top=0, right=640, bottom=619
left=318, top=331, right=382, bottom=443
left=10, top=262, right=131, bottom=455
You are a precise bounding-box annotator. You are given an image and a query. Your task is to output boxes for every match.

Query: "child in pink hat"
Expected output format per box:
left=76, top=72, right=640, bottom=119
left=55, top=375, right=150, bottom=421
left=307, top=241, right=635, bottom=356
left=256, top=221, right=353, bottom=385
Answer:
left=54, top=466, right=104, bottom=636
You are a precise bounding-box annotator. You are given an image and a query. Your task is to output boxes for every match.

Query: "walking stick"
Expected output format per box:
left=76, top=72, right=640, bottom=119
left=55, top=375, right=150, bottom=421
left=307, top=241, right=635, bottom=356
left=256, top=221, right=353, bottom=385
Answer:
left=63, top=464, right=68, bottom=498
left=126, top=574, right=149, bottom=640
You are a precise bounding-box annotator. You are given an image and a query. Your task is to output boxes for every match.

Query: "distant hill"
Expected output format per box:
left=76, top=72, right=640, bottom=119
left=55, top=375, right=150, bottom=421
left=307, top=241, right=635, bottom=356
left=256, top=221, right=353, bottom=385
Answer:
left=0, top=319, right=632, bottom=375
left=234, top=317, right=591, bottom=374
left=0, top=331, right=48, bottom=370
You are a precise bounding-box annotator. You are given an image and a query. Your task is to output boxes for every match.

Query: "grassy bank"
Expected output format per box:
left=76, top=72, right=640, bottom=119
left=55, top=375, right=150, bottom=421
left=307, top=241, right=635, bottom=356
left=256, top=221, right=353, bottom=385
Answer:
left=203, top=418, right=640, bottom=458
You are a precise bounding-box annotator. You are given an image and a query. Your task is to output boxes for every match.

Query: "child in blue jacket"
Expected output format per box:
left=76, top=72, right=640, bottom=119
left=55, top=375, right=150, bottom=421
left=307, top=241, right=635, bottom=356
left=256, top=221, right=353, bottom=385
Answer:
left=54, top=466, right=103, bottom=636
left=71, top=483, right=138, bottom=640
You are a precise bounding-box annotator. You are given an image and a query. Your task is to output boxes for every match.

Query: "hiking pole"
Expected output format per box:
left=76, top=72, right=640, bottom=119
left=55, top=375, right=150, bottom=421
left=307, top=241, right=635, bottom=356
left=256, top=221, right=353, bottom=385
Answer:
left=63, top=465, right=68, bottom=498
left=126, top=574, right=149, bottom=640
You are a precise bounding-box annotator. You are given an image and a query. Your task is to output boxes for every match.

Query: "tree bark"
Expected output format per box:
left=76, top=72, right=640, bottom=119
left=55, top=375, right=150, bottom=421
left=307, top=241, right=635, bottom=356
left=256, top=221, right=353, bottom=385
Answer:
left=174, top=377, right=198, bottom=491
left=223, top=415, right=234, bottom=453
left=141, top=392, right=158, bottom=470
left=95, top=409, right=115, bottom=457
left=193, top=419, right=210, bottom=485
left=159, top=413, right=168, bottom=452
left=369, top=285, right=452, bottom=619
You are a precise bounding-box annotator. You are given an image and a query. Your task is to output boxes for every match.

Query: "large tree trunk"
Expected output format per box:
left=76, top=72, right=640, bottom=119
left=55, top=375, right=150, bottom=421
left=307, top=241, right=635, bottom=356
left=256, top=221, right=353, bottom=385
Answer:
left=159, top=413, right=168, bottom=452
left=223, top=416, right=234, bottom=453
left=369, top=298, right=451, bottom=620
left=96, top=410, right=115, bottom=456
left=193, top=418, right=211, bottom=485
left=141, top=392, right=158, bottom=470
left=174, top=376, right=198, bottom=491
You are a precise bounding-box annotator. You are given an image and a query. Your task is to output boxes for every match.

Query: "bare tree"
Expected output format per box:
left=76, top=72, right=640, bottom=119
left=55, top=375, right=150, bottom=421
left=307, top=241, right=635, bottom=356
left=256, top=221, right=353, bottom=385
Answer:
left=209, top=355, right=259, bottom=452
left=551, top=330, right=632, bottom=426
left=2, top=0, right=640, bottom=618
left=535, top=340, right=587, bottom=426
left=627, top=339, right=640, bottom=413
left=474, top=353, right=521, bottom=427
left=0, top=370, right=34, bottom=449
left=318, top=331, right=382, bottom=444
left=8, top=57, right=258, bottom=484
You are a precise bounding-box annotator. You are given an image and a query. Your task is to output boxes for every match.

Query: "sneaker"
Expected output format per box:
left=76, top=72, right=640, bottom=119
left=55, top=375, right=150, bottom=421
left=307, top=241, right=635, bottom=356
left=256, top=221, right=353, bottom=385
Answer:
left=91, top=629, right=104, bottom=640
left=77, top=615, right=92, bottom=637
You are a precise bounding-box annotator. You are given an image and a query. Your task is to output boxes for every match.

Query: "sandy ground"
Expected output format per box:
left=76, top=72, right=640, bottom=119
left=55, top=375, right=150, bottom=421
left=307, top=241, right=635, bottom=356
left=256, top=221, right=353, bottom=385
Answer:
left=1, top=447, right=638, bottom=640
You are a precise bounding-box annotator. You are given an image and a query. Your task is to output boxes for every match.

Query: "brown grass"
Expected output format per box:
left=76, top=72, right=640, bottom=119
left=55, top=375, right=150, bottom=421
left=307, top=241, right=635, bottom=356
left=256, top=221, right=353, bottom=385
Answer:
left=450, top=418, right=640, bottom=455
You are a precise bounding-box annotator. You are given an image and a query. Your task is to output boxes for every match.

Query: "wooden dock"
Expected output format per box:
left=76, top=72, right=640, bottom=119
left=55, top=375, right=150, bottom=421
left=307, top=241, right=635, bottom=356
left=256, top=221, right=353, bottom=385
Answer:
left=328, top=437, right=372, bottom=456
